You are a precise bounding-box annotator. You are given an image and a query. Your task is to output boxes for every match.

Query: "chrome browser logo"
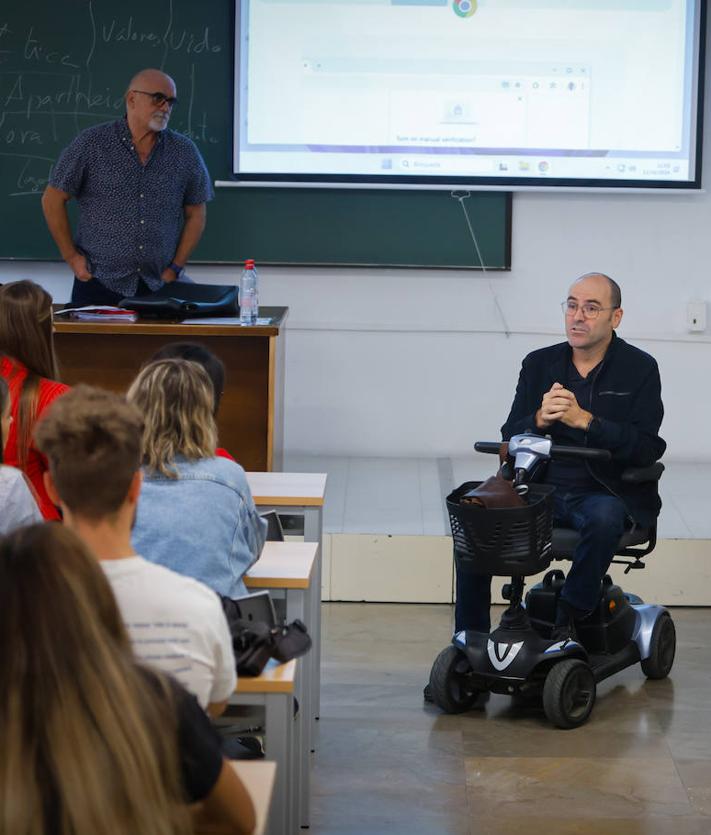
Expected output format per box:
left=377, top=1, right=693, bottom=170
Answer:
left=453, top=0, right=477, bottom=18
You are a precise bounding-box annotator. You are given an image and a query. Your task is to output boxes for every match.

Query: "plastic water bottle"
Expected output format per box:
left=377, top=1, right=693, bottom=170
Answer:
left=239, top=259, right=259, bottom=325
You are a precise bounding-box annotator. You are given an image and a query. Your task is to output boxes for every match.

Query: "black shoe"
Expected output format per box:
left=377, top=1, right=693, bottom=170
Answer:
left=222, top=735, right=264, bottom=760
left=423, top=682, right=434, bottom=703
left=550, top=621, right=578, bottom=644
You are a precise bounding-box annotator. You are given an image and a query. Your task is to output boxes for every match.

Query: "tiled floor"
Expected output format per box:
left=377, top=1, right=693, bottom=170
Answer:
left=311, top=602, right=711, bottom=835
left=285, top=454, right=710, bottom=539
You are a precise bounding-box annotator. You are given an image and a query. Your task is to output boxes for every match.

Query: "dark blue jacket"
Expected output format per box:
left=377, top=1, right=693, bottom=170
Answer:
left=501, top=332, right=666, bottom=528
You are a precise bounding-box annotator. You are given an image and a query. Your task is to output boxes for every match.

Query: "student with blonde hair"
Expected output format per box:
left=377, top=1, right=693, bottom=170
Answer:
left=0, top=279, right=68, bottom=519
left=148, top=340, right=236, bottom=460
left=127, top=358, right=266, bottom=597
left=0, top=523, right=255, bottom=835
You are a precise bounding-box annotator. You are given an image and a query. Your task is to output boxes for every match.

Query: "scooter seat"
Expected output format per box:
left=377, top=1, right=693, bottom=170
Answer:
left=551, top=526, right=652, bottom=559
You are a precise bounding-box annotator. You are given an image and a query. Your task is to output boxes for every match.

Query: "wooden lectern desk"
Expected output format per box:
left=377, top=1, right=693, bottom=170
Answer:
left=54, top=307, right=288, bottom=472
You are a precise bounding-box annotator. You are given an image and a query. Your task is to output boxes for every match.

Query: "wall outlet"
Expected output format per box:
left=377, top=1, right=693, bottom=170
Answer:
left=687, top=300, right=707, bottom=332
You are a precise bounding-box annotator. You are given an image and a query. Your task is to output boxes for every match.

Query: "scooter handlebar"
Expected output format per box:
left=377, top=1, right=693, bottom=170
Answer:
left=474, top=440, right=611, bottom=462
left=550, top=444, right=611, bottom=461
left=473, top=442, right=503, bottom=454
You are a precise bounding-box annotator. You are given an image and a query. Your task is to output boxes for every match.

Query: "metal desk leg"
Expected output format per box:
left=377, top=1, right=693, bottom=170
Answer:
left=264, top=691, right=294, bottom=835
left=285, top=589, right=311, bottom=828
left=302, top=507, right=323, bottom=728
left=265, top=502, right=323, bottom=733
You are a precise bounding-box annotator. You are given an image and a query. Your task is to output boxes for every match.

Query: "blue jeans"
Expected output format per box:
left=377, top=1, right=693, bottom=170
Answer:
left=454, top=490, right=627, bottom=632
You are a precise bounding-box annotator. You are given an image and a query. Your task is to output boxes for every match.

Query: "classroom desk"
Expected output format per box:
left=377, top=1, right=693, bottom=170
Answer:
left=231, top=660, right=298, bottom=835
left=195, top=761, right=277, bottom=835
left=246, top=473, right=327, bottom=727
left=233, top=761, right=277, bottom=835
left=245, top=541, right=318, bottom=828
left=53, top=307, right=288, bottom=471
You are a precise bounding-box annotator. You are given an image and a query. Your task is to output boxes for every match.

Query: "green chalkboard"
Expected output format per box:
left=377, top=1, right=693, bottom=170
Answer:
left=0, top=0, right=511, bottom=268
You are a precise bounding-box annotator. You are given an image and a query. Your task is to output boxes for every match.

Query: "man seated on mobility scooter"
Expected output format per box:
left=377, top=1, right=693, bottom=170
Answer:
left=428, top=272, right=670, bottom=728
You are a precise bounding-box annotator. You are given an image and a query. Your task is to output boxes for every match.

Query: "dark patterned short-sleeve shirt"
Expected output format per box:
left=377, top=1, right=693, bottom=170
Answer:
left=49, top=118, right=214, bottom=295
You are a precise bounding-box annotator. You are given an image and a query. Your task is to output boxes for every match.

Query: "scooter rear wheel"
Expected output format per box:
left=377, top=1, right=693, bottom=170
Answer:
left=543, top=658, right=596, bottom=729
left=641, top=612, right=676, bottom=680
left=429, top=645, right=480, bottom=714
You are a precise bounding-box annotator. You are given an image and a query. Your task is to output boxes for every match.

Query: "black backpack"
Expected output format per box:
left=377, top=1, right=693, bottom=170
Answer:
left=220, top=593, right=312, bottom=677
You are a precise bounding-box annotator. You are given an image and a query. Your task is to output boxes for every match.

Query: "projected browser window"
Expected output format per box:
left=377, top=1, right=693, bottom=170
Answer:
left=234, top=0, right=702, bottom=188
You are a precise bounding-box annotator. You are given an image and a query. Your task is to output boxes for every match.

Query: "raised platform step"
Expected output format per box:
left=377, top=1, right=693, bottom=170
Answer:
left=285, top=454, right=709, bottom=540
left=280, top=454, right=711, bottom=606
left=318, top=534, right=711, bottom=606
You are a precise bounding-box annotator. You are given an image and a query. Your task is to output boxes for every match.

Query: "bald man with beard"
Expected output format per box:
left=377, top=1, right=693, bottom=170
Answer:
left=42, top=68, right=213, bottom=305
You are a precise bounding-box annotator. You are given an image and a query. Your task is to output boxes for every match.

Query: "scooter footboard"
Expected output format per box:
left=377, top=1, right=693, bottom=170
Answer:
left=453, top=627, right=587, bottom=692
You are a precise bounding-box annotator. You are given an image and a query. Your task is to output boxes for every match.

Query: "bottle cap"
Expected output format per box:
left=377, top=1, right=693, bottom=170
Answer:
left=244, top=259, right=255, bottom=268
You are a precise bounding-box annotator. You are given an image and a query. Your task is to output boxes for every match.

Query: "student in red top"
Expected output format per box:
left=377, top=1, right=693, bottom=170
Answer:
left=0, top=280, right=69, bottom=519
left=149, top=342, right=236, bottom=460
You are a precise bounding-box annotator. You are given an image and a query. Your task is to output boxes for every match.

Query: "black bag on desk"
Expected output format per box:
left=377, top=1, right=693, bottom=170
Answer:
left=228, top=617, right=276, bottom=677
left=119, top=282, right=238, bottom=319
left=221, top=592, right=312, bottom=677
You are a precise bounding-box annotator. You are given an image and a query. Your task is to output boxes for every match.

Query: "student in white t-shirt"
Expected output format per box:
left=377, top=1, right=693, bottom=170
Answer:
left=0, top=376, right=42, bottom=534
left=35, top=384, right=237, bottom=716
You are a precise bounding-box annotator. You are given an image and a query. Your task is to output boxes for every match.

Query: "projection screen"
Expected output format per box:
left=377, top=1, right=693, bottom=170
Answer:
left=233, top=0, right=705, bottom=191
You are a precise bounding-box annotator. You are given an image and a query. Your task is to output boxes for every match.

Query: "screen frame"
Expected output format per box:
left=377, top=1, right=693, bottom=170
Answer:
left=232, top=0, right=707, bottom=193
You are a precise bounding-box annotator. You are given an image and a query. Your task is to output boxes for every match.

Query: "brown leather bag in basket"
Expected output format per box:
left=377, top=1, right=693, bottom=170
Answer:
left=460, top=442, right=526, bottom=509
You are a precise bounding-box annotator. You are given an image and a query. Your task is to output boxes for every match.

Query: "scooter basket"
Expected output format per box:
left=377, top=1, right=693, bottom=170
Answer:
left=447, top=481, right=555, bottom=576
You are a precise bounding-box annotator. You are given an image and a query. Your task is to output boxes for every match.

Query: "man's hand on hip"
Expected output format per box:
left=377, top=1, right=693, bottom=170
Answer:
left=67, top=252, right=92, bottom=282
left=161, top=267, right=178, bottom=283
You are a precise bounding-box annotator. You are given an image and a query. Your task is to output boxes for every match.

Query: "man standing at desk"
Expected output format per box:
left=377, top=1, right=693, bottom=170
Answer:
left=42, top=68, right=213, bottom=306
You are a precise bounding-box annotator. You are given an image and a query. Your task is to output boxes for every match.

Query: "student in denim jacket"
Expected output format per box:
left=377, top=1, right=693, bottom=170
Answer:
left=128, top=359, right=266, bottom=598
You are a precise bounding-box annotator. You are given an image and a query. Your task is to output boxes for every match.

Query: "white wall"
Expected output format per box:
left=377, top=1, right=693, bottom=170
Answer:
left=4, top=23, right=711, bottom=463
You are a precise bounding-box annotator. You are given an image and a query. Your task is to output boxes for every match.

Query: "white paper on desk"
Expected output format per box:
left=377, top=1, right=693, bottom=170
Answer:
left=70, top=313, right=138, bottom=323
left=54, top=305, right=133, bottom=316
left=180, top=316, right=273, bottom=326
left=55, top=305, right=138, bottom=323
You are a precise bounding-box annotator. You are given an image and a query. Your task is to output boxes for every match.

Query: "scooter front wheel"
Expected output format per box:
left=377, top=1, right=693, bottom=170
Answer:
left=543, top=658, right=596, bottom=729
left=641, top=612, right=676, bottom=680
left=429, top=645, right=480, bottom=714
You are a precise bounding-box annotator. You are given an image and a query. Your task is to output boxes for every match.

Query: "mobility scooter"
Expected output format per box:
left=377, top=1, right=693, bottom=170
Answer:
left=428, top=433, right=675, bottom=729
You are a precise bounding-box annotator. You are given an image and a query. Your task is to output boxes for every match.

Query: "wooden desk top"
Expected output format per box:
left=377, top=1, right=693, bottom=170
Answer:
left=246, top=472, right=327, bottom=506
left=195, top=761, right=276, bottom=835
left=246, top=541, right=318, bottom=590
left=232, top=761, right=276, bottom=835
left=53, top=306, right=288, bottom=337
left=236, top=659, right=296, bottom=695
